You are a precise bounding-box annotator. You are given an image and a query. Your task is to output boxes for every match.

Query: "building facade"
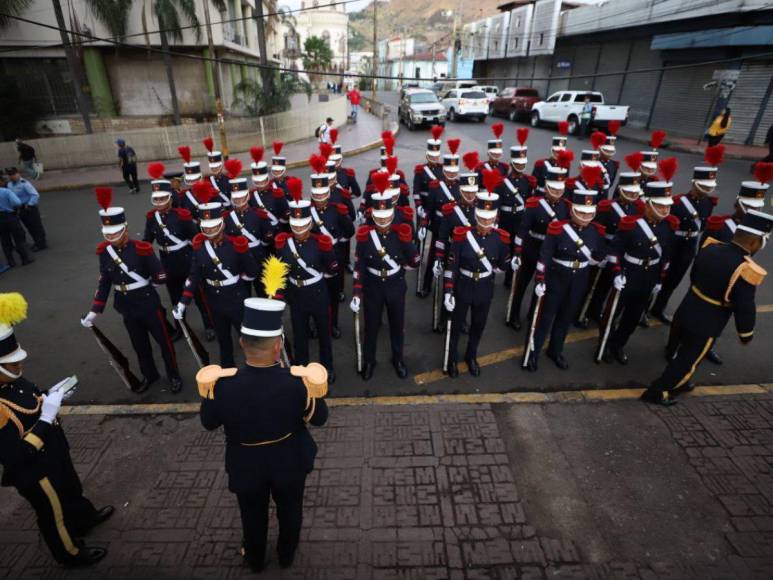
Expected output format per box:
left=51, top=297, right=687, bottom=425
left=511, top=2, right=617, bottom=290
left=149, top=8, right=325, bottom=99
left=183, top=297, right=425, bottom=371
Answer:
left=376, top=37, right=451, bottom=90
left=294, top=0, right=349, bottom=72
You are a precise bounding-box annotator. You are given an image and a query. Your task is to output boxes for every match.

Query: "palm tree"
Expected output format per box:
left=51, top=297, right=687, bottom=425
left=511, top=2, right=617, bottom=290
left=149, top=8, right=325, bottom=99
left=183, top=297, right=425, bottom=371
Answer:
left=0, top=0, right=33, bottom=29
left=84, top=0, right=132, bottom=39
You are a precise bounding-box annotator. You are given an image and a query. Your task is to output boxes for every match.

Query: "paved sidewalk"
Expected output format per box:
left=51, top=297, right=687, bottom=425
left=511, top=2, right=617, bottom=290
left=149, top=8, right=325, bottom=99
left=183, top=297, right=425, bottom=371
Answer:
left=1, top=390, right=772, bottom=579
left=32, top=112, right=391, bottom=193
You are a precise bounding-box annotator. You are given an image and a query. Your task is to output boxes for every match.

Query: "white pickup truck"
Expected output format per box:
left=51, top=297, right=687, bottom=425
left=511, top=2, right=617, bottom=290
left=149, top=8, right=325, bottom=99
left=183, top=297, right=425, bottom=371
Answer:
left=530, top=91, right=629, bottom=135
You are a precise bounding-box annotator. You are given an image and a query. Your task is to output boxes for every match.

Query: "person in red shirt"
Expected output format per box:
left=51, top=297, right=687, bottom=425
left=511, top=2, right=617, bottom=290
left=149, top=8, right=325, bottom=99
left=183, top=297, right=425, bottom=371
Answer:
left=347, top=88, right=362, bottom=122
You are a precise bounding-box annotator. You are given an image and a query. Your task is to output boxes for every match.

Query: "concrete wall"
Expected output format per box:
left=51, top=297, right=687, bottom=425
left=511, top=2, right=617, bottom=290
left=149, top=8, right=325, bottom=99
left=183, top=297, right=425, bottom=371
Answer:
left=0, top=97, right=346, bottom=170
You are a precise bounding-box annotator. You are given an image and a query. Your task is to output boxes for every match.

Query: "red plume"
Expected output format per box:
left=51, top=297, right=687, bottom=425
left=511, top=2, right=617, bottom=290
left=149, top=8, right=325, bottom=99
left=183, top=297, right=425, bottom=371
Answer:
left=309, top=154, right=327, bottom=175
left=463, top=151, right=480, bottom=171
left=624, top=152, right=643, bottom=172
left=192, top=180, right=215, bottom=204
left=250, top=146, right=264, bottom=164
left=431, top=125, right=444, bottom=140
left=178, top=145, right=191, bottom=163
left=754, top=162, right=773, bottom=185
left=383, top=134, right=395, bottom=156
left=650, top=130, right=666, bottom=149
left=608, top=120, right=621, bottom=136
left=329, top=128, right=338, bottom=144
left=704, top=145, right=725, bottom=167
left=372, top=171, right=389, bottom=194
left=517, top=127, right=529, bottom=146
left=272, top=141, right=284, bottom=155
left=558, top=121, right=569, bottom=136
left=224, top=159, right=242, bottom=179
left=590, top=131, right=607, bottom=150
left=95, top=187, right=113, bottom=210
left=581, top=165, right=603, bottom=189
left=386, top=156, right=398, bottom=175
left=319, top=142, right=333, bottom=160
left=491, top=122, right=504, bottom=139
left=202, top=136, right=214, bottom=153
left=482, top=168, right=503, bottom=193
left=659, top=157, right=678, bottom=182
left=557, top=150, right=574, bottom=169
left=447, top=138, right=460, bottom=155
left=147, top=162, right=165, bottom=180
left=381, top=130, right=393, bottom=143
left=287, top=176, right=303, bottom=202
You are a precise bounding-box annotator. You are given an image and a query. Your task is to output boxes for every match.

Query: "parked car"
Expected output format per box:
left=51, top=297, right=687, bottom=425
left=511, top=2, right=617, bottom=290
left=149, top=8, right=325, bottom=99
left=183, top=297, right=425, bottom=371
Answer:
left=434, top=79, right=478, bottom=96
left=474, top=85, right=499, bottom=105
left=398, top=88, right=446, bottom=130
left=441, top=88, right=488, bottom=122
left=530, top=91, right=629, bottom=134
left=490, top=87, right=541, bottom=121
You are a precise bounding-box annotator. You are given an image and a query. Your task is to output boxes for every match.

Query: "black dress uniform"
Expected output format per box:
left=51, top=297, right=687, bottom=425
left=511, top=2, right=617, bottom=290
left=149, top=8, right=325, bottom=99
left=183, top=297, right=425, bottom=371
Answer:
left=208, top=172, right=232, bottom=208
left=497, top=169, right=536, bottom=287
left=646, top=213, right=771, bottom=403
left=532, top=134, right=567, bottom=190
left=353, top=221, right=419, bottom=378
left=250, top=185, right=289, bottom=233
left=421, top=169, right=461, bottom=294
left=336, top=165, right=362, bottom=199
left=601, top=158, right=619, bottom=196
left=181, top=233, right=258, bottom=367
left=413, top=162, right=443, bottom=218
left=224, top=206, right=273, bottom=289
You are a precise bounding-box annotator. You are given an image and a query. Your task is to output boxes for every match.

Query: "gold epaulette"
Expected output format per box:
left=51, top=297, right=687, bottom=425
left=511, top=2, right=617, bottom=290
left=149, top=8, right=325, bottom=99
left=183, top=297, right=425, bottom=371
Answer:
left=741, top=257, right=767, bottom=286
left=195, top=365, right=238, bottom=399
left=701, top=236, right=722, bottom=249
left=0, top=403, right=9, bottom=430
left=291, top=363, right=328, bottom=399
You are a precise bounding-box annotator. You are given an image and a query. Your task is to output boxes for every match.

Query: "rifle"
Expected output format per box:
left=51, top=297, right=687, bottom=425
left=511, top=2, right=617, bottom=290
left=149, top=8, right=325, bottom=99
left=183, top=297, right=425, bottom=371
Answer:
left=431, top=268, right=442, bottom=332
left=89, top=324, right=141, bottom=391
left=595, top=287, right=621, bottom=362
left=577, top=266, right=602, bottom=324
left=415, top=230, right=428, bottom=294
left=522, top=293, right=544, bottom=368
left=179, top=319, right=210, bottom=369
left=353, top=309, right=363, bottom=373
left=505, top=263, right=520, bottom=325
left=442, top=317, right=452, bottom=373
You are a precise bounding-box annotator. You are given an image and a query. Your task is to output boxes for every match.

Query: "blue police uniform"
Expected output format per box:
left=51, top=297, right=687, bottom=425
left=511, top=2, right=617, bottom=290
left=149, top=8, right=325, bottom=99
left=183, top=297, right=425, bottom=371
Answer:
left=7, top=177, right=46, bottom=250
left=0, top=185, right=31, bottom=265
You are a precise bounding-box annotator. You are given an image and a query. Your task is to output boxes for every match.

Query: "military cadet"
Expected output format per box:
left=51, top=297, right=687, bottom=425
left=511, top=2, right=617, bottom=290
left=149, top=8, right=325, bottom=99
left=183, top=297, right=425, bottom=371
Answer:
left=273, top=178, right=338, bottom=380
left=363, top=156, right=410, bottom=209
left=479, top=123, right=508, bottom=176
left=325, top=156, right=357, bottom=221
left=443, top=171, right=511, bottom=377
left=177, top=145, right=204, bottom=218
left=350, top=176, right=419, bottom=380
left=583, top=153, right=646, bottom=325
left=202, top=136, right=231, bottom=208
left=173, top=181, right=258, bottom=367
left=643, top=209, right=773, bottom=405
left=435, top=153, right=479, bottom=265
left=270, top=141, right=289, bottom=197
left=413, top=125, right=445, bottom=230
left=651, top=150, right=722, bottom=323
left=509, top=159, right=572, bottom=329
left=637, top=129, right=666, bottom=192
left=364, top=171, right=416, bottom=241
left=602, top=180, right=678, bottom=364
left=524, top=185, right=607, bottom=371
left=365, top=132, right=407, bottom=189
left=599, top=121, right=621, bottom=191
left=222, top=159, right=274, bottom=294
left=197, top=295, right=328, bottom=572
left=329, top=129, right=362, bottom=198
left=1, top=293, right=114, bottom=566
left=307, top=164, right=354, bottom=339
left=144, top=162, right=216, bottom=342
left=532, top=121, right=569, bottom=190
left=568, top=149, right=607, bottom=199
left=250, top=150, right=289, bottom=234
left=82, top=188, right=183, bottom=393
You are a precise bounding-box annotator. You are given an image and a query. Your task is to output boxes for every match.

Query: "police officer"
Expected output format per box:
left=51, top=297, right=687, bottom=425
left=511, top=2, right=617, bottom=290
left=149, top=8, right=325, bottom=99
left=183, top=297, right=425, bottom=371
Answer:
left=509, top=164, right=572, bottom=329
left=651, top=151, right=722, bottom=323
left=0, top=172, right=33, bottom=266
left=203, top=136, right=231, bottom=208
left=524, top=185, right=607, bottom=371
left=250, top=153, right=289, bottom=234
left=443, top=177, right=510, bottom=378
left=350, top=180, right=419, bottom=380
left=413, top=125, right=445, bottom=234
left=643, top=209, right=773, bottom=405
left=602, top=181, right=678, bottom=364
left=0, top=293, right=113, bottom=566
left=479, top=123, right=508, bottom=176
left=82, top=187, right=183, bottom=393
left=5, top=167, right=47, bottom=251
left=173, top=181, right=259, bottom=368
left=198, top=297, right=328, bottom=572
left=144, top=162, right=215, bottom=342
left=177, top=145, right=204, bottom=218
left=270, top=141, right=290, bottom=198
left=532, top=122, right=569, bottom=190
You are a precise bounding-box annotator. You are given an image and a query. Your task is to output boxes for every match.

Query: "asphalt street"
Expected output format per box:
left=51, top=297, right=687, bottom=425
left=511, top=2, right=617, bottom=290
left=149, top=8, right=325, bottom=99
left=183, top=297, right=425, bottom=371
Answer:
left=3, top=93, right=772, bottom=405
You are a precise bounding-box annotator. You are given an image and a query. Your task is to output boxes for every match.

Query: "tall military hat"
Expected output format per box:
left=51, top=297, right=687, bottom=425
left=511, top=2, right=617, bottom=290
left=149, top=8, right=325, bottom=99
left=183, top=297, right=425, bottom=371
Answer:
left=309, top=155, right=330, bottom=198
left=0, top=293, right=28, bottom=368
left=552, top=121, right=569, bottom=151
left=191, top=180, right=223, bottom=228
left=427, top=125, right=444, bottom=158
left=371, top=191, right=395, bottom=219
left=178, top=145, right=201, bottom=183
left=249, top=147, right=269, bottom=184
left=580, top=149, right=601, bottom=167
left=224, top=159, right=248, bottom=202
left=287, top=177, right=312, bottom=227
left=202, top=136, right=222, bottom=170
left=693, top=145, right=725, bottom=190
left=475, top=191, right=499, bottom=220
left=738, top=208, right=773, bottom=237
left=95, top=187, right=127, bottom=235
left=460, top=152, right=481, bottom=195
left=443, top=154, right=460, bottom=173
left=640, top=150, right=659, bottom=173
left=241, top=297, right=286, bottom=337
left=511, top=128, right=529, bottom=170
left=601, top=121, right=620, bottom=156
left=488, top=123, right=504, bottom=155
left=643, top=181, right=674, bottom=205
left=571, top=183, right=598, bottom=213
left=739, top=163, right=773, bottom=208
left=271, top=141, right=286, bottom=172
left=328, top=129, right=342, bottom=162
left=147, top=162, right=172, bottom=201
left=325, top=158, right=337, bottom=179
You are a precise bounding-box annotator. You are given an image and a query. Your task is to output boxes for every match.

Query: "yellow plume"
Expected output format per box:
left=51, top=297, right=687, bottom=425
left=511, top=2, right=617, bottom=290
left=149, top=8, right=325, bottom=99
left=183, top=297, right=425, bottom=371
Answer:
left=261, top=256, right=289, bottom=298
left=0, top=292, right=28, bottom=326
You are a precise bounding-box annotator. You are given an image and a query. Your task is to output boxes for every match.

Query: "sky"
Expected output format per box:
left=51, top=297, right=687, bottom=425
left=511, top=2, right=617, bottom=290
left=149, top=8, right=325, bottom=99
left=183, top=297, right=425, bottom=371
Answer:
left=281, top=0, right=374, bottom=14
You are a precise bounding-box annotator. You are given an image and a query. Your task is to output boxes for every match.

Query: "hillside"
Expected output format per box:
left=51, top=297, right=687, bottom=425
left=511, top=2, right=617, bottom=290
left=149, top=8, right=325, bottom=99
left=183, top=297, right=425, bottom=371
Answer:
left=349, top=0, right=503, bottom=52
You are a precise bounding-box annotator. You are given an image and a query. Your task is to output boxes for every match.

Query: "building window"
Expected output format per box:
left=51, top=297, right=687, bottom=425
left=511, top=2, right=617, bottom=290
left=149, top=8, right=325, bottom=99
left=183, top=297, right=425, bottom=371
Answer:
left=539, top=33, right=544, bottom=46
left=515, top=16, right=520, bottom=28
left=415, top=67, right=421, bottom=78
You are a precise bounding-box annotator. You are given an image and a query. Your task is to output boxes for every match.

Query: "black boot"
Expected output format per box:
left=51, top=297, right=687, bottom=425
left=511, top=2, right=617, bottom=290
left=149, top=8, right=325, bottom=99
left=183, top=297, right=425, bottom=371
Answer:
left=466, top=356, right=481, bottom=377
left=547, top=351, right=569, bottom=370
left=524, top=353, right=538, bottom=372
left=169, top=374, right=183, bottom=393
left=205, top=327, right=216, bottom=342
left=447, top=361, right=459, bottom=378
left=392, top=358, right=408, bottom=379
left=361, top=362, right=375, bottom=381
left=64, top=547, right=108, bottom=567
left=705, top=349, right=722, bottom=365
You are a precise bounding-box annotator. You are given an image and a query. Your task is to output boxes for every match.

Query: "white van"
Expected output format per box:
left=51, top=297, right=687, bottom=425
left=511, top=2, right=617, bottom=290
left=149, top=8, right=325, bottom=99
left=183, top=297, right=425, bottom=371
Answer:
left=433, top=79, right=478, bottom=96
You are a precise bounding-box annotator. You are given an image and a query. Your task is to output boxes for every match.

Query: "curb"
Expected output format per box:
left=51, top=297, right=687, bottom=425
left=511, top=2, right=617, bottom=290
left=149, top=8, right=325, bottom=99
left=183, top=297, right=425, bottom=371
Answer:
left=59, top=382, right=772, bottom=417
left=35, top=117, right=400, bottom=193
left=618, top=132, right=762, bottom=162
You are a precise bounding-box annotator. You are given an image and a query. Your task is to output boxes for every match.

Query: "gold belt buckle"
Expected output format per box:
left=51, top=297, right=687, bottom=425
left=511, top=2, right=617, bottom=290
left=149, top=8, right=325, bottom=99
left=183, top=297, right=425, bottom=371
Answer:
left=572, top=260, right=580, bottom=269
left=381, top=268, right=388, bottom=278
left=473, top=271, right=480, bottom=281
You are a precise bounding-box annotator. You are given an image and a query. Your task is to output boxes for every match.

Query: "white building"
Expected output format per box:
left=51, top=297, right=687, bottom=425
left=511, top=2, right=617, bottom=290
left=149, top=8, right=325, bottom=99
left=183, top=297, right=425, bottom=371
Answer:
left=377, top=37, right=450, bottom=90
left=293, top=1, right=349, bottom=72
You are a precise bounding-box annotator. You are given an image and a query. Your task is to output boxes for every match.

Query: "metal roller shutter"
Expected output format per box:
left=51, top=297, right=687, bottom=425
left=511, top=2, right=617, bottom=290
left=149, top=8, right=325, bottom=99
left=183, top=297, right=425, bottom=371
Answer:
left=532, top=55, right=552, bottom=97
left=593, top=41, right=631, bottom=103
left=726, top=61, right=773, bottom=146
left=620, top=39, right=661, bottom=127
left=650, top=63, right=716, bottom=138
left=568, top=43, right=599, bottom=93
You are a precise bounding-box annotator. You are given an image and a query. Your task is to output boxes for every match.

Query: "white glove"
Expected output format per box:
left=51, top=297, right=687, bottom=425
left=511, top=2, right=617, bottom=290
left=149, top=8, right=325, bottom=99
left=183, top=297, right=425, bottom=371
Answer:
left=444, top=293, right=455, bottom=312
left=511, top=256, right=521, bottom=271
left=40, top=389, right=64, bottom=424
left=613, top=274, right=626, bottom=291
left=432, top=260, right=443, bottom=278
left=535, top=282, right=546, bottom=297
left=349, top=297, right=361, bottom=313
left=418, top=227, right=427, bottom=241
left=653, top=283, right=662, bottom=295
left=172, top=303, right=186, bottom=320
left=80, top=311, right=98, bottom=328
left=417, top=206, right=426, bottom=220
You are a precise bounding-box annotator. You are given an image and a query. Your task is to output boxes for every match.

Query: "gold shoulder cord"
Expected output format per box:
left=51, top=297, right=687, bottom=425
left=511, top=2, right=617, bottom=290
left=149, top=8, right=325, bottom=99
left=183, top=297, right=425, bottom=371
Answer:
left=725, top=258, right=768, bottom=303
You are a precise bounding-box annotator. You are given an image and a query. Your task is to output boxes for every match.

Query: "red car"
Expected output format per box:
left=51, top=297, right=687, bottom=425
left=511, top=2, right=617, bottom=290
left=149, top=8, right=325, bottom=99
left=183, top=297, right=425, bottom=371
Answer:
left=489, top=87, right=541, bottom=122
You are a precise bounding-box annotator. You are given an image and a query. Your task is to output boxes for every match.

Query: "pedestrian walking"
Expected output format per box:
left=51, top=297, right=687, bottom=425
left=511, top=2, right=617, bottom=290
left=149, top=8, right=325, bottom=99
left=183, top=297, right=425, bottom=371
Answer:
left=579, top=94, right=594, bottom=137
left=317, top=118, right=333, bottom=144
left=705, top=108, right=731, bottom=146
left=347, top=87, right=361, bottom=122
left=0, top=293, right=114, bottom=567
left=5, top=167, right=47, bottom=251
left=15, top=138, right=40, bottom=180
left=0, top=173, right=33, bottom=266
left=116, top=138, right=140, bottom=194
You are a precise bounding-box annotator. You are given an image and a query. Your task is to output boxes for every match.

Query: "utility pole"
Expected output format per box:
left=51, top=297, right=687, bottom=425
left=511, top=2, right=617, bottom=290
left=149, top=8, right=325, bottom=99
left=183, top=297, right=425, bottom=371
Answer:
left=450, top=0, right=463, bottom=79
left=371, top=0, right=378, bottom=98
left=202, top=0, right=229, bottom=157
left=51, top=0, right=92, bottom=133
left=255, top=0, right=272, bottom=92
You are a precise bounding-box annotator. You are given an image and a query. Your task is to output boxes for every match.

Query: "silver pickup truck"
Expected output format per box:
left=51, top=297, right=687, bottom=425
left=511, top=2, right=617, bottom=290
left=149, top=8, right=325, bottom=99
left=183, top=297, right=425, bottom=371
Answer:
left=530, top=91, right=629, bottom=134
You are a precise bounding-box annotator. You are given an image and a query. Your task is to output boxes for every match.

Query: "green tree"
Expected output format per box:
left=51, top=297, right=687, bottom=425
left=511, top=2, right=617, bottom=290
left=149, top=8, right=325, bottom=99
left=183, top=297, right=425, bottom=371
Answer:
left=84, top=0, right=132, bottom=39
left=233, top=71, right=311, bottom=116
left=0, top=0, right=32, bottom=29
left=302, top=35, right=333, bottom=84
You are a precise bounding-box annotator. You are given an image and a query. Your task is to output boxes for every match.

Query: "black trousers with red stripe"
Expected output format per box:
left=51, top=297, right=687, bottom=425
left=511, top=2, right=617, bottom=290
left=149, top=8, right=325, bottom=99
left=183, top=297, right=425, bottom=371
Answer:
left=123, top=307, right=179, bottom=380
